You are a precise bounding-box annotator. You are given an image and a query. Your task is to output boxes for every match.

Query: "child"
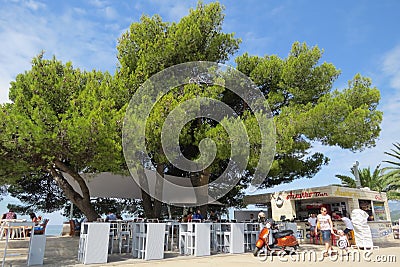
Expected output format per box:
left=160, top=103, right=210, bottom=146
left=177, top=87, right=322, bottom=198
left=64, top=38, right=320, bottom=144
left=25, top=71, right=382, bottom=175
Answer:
left=334, top=230, right=349, bottom=255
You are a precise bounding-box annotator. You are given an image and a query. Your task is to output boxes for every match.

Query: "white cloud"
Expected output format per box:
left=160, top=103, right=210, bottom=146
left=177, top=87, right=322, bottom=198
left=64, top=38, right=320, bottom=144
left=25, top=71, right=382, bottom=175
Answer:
left=147, top=0, right=193, bottom=22
left=0, top=4, right=51, bottom=103
left=0, top=1, right=123, bottom=104
left=382, top=44, right=400, bottom=91
left=166, top=3, right=191, bottom=22
left=88, top=0, right=108, bottom=9
left=73, top=7, right=87, bottom=15
left=86, top=0, right=118, bottom=21
left=24, top=0, right=46, bottom=11
left=269, top=5, right=285, bottom=17
left=104, top=6, right=118, bottom=20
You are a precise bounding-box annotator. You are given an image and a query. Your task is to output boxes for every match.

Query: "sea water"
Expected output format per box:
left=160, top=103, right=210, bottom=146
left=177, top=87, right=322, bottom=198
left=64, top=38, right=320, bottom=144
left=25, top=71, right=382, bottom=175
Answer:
left=45, top=224, right=63, bottom=236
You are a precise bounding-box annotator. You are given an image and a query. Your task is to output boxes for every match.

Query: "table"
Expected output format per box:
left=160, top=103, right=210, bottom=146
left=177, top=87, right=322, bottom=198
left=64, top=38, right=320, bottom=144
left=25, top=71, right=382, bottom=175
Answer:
left=0, top=219, right=31, bottom=240
left=108, top=220, right=133, bottom=254
left=1, top=221, right=35, bottom=267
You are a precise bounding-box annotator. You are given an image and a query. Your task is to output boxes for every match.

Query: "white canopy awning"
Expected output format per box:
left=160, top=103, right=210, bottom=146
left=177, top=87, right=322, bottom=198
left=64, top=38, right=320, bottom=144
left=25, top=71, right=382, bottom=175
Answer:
left=63, top=170, right=222, bottom=205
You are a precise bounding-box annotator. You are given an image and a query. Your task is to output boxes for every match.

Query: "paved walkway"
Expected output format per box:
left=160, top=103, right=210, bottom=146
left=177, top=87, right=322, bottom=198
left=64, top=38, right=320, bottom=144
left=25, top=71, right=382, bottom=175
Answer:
left=82, top=241, right=400, bottom=267
left=1, top=237, right=399, bottom=266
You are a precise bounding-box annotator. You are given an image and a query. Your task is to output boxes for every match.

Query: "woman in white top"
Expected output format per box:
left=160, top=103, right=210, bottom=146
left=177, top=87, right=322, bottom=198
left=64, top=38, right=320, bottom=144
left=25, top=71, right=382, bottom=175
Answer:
left=315, top=208, right=334, bottom=256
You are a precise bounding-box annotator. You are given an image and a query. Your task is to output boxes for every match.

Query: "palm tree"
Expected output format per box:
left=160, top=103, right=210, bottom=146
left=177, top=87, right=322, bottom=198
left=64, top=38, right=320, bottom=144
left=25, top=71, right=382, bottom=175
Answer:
left=335, top=165, right=384, bottom=191
left=334, top=143, right=400, bottom=200
left=381, top=142, right=400, bottom=200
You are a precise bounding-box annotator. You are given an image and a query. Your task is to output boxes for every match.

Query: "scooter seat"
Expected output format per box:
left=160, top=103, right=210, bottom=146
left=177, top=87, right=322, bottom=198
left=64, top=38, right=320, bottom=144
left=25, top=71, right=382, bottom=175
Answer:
left=273, top=230, right=294, bottom=238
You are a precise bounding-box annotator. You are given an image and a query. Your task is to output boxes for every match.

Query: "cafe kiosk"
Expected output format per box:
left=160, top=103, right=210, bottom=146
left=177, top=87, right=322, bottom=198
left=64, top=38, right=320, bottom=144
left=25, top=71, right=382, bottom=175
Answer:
left=244, top=185, right=394, bottom=243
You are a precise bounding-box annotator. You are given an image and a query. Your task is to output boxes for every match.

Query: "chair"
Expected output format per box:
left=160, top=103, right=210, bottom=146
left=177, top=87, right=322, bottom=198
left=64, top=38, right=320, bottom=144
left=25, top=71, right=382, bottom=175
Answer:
left=118, top=221, right=132, bottom=253
left=69, top=220, right=80, bottom=236
left=109, top=222, right=118, bottom=254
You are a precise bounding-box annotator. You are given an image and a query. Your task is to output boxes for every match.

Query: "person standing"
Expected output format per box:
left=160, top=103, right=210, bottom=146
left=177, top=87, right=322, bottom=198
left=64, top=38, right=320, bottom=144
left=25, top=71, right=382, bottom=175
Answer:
left=315, top=208, right=334, bottom=257
left=307, top=213, right=317, bottom=242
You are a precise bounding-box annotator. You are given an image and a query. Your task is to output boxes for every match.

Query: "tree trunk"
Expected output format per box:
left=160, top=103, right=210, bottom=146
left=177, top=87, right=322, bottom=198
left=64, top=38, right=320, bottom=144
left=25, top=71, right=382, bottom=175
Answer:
left=49, top=161, right=99, bottom=221
left=191, top=168, right=210, bottom=217
left=137, top=163, right=164, bottom=219
left=153, top=163, right=164, bottom=219
left=141, top=189, right=154, bottom=218
left=137, top=165, right=154, bottom=219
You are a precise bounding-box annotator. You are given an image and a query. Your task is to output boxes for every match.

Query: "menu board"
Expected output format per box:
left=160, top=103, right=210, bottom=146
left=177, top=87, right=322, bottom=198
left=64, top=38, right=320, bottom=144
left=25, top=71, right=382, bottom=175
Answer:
left=373, top=201, right=387, bottom=221
left=358, top=199, right=373, bottom=219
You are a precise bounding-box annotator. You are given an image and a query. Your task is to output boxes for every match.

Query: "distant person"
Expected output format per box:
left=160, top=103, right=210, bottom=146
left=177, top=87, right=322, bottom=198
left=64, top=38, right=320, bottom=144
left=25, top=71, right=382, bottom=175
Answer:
left=208, top=210, right=218, bottom=222
left=337, top=214, right=354, bottom=234
left=105, top=211, right=117, bottom=222
left=249, top=213, right=255, bottom=222
left=307, top=213, right=317, bottom=239
left=257, top=211, right=268, bottom=229
left=73, top=217, right=86, bottom=231
left=72, top=218, right=81, bottom=231
left=331, top=212, right=341, bottom=220
left=192, top=209, right=203, bottom=221
left=187, top=212, right=193, bottom=222
left=3, top=208, right=17, bottom=219
left=29, top=212, right=40, bottom=225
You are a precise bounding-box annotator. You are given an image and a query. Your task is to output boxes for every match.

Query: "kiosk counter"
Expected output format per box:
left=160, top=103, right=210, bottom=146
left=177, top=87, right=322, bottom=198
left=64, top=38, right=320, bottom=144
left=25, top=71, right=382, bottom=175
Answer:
left=243, top=185, right=394, bottom=243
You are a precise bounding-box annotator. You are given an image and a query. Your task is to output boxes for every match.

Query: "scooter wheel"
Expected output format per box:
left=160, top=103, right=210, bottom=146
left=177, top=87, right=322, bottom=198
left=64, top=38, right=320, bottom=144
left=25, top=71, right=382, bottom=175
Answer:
left=253, top=247, right=261, bottom=256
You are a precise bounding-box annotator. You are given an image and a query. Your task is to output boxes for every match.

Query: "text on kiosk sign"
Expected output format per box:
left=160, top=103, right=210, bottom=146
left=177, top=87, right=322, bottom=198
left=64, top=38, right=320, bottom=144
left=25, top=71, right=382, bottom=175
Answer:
left=286, top=191, right=328, bottom=200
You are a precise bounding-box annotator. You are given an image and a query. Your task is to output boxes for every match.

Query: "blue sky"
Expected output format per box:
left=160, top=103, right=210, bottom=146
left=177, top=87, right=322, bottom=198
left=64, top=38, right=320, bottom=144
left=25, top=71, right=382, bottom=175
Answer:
left=1, top=0, right=400, bottom=223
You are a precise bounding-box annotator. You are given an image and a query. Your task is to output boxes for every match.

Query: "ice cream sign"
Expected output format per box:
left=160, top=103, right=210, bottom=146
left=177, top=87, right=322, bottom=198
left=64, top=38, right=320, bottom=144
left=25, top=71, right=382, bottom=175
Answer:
left=286, top=191, right=328, bottom=200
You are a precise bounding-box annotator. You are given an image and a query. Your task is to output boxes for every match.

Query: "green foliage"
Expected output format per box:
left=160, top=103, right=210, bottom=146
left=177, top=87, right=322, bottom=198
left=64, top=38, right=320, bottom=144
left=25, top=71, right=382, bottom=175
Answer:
left=335, top=165, right=383, bottom=190
left=116, top=1, right=240, bottom=96
left=335, top=163, right=400, bottom=200
left=0, top=2, right=384, bottom=217
left=0, top=54, right=125, bottom=219
left=7, top=171, right=68, bottom=213
left=0, top=54, right=124, bottom=176
left=335, top=173, right=357, bottom=188
left=381, top=142, right=400, bottom=200
left=390, top=209, right=400, bottom=221
left=236, top=42, right=382, bottom=187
